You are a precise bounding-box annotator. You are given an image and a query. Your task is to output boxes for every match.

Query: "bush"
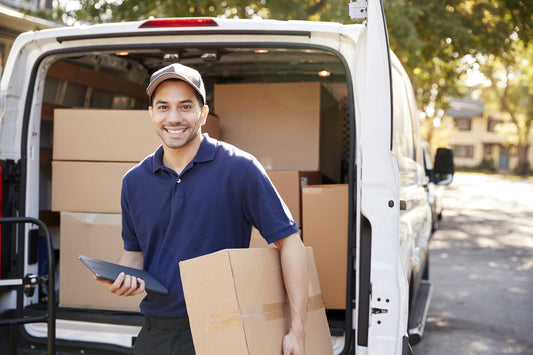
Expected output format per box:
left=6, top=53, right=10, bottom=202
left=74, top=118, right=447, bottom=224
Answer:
left=514, top=162, right=531, bottom=176
left=476, top=159, right=496, bottom=172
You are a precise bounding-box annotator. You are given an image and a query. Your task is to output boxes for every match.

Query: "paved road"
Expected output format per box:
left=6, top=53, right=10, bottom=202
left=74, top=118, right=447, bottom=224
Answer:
left=414, top=173, right=533, bottom=355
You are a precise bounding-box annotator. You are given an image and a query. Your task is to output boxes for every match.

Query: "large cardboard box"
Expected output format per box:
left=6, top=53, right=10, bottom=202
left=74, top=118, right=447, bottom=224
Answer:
left=214, top=82, right=342, bottom=181
left=59, top=212, right=144, bottom=311
left=53, top=109, right=220, bottom=162
left=205, top=112, right=220, bottom=140
left=51, top=161, right=136, bottom=213
left=302, top=184, right=348, bottom=309
left=267, top=170, right=321, bottom=227
left=180, top=247, right=333, bottom=355
left=53, top=109, right=159, bottom=162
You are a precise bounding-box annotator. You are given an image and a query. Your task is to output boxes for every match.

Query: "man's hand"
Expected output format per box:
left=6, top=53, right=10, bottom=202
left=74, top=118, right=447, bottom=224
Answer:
left=282, top=330, right=305, bottom=355
left=95, top=272, right=145, bottom=296
left=94, top=250, right=145, bottom=297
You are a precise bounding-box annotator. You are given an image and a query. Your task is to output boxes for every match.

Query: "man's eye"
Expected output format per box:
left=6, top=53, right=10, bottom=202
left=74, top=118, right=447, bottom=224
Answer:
left=158, top=105, right=168, bottom=110
left=180, top=105, right=192, bottom=111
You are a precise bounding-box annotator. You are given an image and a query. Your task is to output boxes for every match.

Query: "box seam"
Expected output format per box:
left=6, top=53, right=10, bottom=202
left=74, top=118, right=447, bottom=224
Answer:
left=227, top=250, right=251, bottom=354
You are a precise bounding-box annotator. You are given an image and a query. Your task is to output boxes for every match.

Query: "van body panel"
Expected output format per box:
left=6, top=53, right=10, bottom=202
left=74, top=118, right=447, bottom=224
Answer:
left=356, top=1, right=409, bottom=353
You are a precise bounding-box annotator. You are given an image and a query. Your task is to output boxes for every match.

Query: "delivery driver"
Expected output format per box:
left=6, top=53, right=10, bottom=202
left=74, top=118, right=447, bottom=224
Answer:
left=96, top=63, right=308, bottom=355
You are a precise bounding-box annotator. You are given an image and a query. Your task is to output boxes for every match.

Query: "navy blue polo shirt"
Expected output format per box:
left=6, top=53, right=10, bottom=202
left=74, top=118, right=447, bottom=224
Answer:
left=121, top=134, right=299, bottom=319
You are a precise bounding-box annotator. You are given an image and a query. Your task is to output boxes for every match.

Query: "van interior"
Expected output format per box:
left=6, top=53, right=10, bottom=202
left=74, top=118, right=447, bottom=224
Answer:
left=17, top=44, right=355, bottom=351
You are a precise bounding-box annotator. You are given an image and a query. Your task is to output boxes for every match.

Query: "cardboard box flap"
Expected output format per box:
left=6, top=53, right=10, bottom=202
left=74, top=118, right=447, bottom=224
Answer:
left=180, top=250, right=248, bottom=354
left=228, top=249, right=289, bottom=354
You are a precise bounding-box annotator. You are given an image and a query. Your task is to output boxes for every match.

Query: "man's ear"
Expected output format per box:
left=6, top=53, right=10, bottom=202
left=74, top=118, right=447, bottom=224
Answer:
left=200, top=105, right=209, bottom=126
left=148, top=106, right=153, bottom=117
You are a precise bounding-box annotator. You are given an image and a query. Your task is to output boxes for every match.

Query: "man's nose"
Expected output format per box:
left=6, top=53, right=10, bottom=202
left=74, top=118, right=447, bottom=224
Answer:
left=168, top=109, right=183, bottom=123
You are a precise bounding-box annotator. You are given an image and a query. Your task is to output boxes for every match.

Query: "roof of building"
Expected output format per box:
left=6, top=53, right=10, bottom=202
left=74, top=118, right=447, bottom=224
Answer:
left=0, top=2, right=58, bottom=34
left=446, top=92, right=484, bottom=119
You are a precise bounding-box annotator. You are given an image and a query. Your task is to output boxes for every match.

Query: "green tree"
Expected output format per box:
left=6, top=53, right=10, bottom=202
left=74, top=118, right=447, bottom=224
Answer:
left=479, top=39, right=533, bottom=175
left=461, top=0, right=532, bottom=175
left=383, top=0, right=474, bottom=147
left=57, top=0, right=351, bottom=24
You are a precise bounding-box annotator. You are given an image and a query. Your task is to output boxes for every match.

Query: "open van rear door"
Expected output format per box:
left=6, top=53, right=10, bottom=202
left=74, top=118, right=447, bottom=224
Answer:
left=352, top=0, right=410, bottom=353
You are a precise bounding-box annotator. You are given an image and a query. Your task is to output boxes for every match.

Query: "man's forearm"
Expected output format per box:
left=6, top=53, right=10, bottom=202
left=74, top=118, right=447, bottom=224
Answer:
left=118, top=250, right=143, bottom=269
left=276, top=233, right=308, bottom=338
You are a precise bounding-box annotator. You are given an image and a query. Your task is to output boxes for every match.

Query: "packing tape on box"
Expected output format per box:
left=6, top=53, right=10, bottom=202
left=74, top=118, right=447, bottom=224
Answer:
left=83, top=213, right=97, bottom=224
left=207, top=294, right=324, bottom=332
left=207, top=309, right=242, bottom=332
left=307, top=294, right=325, bottom=312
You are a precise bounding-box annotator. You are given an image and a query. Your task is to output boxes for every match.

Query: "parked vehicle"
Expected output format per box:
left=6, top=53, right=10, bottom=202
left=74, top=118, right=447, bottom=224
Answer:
left=422, top=142, right=454, bottom=231
left=0, top=1, right=454, bottom=354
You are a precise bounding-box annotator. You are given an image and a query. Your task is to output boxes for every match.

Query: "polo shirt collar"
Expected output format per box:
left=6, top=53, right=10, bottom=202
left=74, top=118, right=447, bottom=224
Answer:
left=152, top=134, right=217, bottom=173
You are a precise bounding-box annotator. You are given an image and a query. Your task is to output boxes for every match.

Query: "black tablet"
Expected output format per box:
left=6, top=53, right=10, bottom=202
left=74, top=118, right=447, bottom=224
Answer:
left=79, top=254, right=168, bottom=294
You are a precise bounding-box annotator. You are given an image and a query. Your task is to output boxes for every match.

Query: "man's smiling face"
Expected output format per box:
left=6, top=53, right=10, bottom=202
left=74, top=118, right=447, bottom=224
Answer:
left=149, top=79, right=207, bottom=151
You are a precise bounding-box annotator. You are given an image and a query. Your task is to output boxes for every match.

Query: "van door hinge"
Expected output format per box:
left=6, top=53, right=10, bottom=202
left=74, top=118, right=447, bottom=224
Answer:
left=1, top=159, right=21, bottom=183
left=23, top=274, right=48, bottom=297
left=348, top=0, right=368, bottom=22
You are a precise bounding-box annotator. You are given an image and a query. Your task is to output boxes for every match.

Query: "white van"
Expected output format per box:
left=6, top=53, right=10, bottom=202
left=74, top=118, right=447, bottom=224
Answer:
left=0, top=1, right=454, bottom=354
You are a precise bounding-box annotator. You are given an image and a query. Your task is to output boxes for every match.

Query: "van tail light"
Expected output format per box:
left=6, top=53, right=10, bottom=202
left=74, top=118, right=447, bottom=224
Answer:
left=139, top=19, right=218, bottom=28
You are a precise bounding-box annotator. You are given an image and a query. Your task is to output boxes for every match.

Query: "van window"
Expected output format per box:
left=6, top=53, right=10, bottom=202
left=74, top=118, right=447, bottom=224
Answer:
left=391, top=69, right=416, bottom=164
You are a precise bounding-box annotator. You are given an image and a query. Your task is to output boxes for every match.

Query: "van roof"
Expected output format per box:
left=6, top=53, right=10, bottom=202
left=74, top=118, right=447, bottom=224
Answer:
left=23, top=17, right=358, bottom=41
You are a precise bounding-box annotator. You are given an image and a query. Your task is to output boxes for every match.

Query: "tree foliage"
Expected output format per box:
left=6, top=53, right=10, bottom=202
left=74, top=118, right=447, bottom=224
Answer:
left=464, top=0, right=533, bottom=174
left=383, top=0, right=473, bottom=146
left=479, top=39, right=533, bottom=174
left=55, top=0, right=352, bottom=24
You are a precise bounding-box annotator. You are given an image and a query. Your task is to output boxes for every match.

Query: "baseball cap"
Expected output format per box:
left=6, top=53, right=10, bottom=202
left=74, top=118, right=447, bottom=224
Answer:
left=146, top=63, right=206, bottom=105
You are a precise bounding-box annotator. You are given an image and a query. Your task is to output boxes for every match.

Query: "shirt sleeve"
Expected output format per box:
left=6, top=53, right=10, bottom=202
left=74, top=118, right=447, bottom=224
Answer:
left=241, top=158, right=300, bottom=244
left=121, top=177, right=142, bottom=252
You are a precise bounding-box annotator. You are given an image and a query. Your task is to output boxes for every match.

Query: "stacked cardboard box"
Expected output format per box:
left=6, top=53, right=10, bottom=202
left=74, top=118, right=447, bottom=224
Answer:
left=52, top=109, right=151, bottom=310
left=267, top=170, right=322, bottom=228
left=52, top=108, right=219, bottom=162
left=52, top=109, right=220, bottom=310
left=248, top=173, right=349, bottom=311
left=214, top=82, right=343, bottom=182
left=180, top=247, right=334, bottom=355
left=252, top=182, right=349, bottom=310
left=52, top=161, right=135, bottom=213
left=59, top=212, right=145, bottom=311
left=302, top=184, right=349, bottom=309
left=248, top=170, right=321, bottom=247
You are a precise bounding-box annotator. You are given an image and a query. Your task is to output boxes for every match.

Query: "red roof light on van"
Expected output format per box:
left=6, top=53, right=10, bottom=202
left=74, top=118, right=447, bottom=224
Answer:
left=139, top=19, right=218, bottom=28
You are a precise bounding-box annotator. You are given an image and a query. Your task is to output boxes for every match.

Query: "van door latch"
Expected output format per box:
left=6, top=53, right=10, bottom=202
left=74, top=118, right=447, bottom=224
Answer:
left=371, top=307, right=388, bottom=314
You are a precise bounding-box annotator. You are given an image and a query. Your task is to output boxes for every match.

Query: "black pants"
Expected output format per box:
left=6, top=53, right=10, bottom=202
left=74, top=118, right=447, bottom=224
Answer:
left=134, top=317, right=195, bottom=355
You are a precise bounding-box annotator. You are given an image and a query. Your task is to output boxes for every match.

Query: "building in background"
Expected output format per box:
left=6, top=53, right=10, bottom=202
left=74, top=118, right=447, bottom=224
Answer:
left=446, top=93, right=533, bottom=173
left=0, top=0, right=56, bottom=73
left=1, top=0, right=52, bottom=12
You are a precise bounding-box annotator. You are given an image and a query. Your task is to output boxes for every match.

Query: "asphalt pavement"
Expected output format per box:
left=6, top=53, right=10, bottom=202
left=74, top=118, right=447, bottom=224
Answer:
left=414, top=173, right=533, bottom=355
